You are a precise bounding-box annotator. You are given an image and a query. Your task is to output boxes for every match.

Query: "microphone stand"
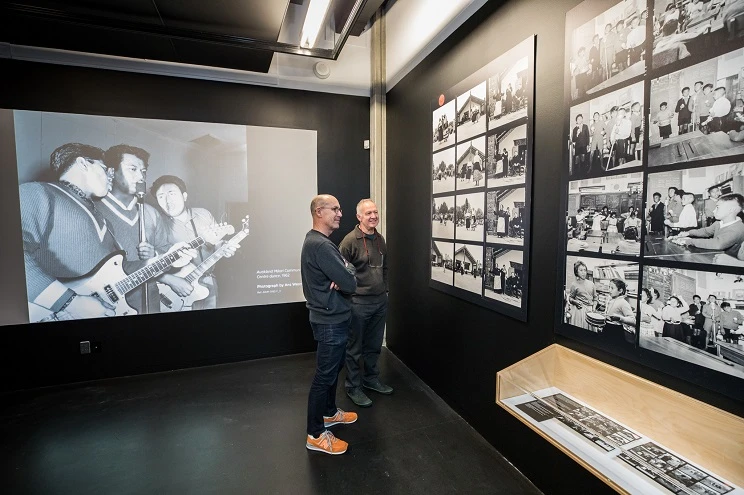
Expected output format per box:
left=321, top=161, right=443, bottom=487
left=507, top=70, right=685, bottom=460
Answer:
left=136, top=180, right=149, bottom=314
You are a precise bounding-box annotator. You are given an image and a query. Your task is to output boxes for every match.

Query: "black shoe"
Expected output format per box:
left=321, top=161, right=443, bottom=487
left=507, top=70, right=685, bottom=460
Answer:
left=346, top=388, right=372, bottom=407
left=363, top=379, right=394, bottom=395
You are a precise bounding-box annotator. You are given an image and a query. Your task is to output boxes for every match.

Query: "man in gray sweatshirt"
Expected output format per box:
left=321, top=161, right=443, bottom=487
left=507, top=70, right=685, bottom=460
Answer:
left=302, top=194, right=358, bottom=455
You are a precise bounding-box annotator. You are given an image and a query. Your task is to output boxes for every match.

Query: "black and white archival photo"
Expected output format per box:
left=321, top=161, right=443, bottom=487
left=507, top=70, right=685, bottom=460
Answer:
left=486, top=188, right=526, bottom=245
left=644, top=162, right=744, bottom=268
left=455, top=137, right=486, bottom=191
left=652, top=0, right=744, bottom=71
left=432, top=99, right=456, bottom=152
left=431, top=240, right=454, bottom=286
left=648, top=48, right=744, bottom=167
left=454, top=243, right=484, bottom=294
left=456, top=81, right=488, bottom=143
left=455, top=191, right=485, bottom=242
left=8, top=109, right=318, bottom=324
left=487, top=51, right=529, bottom=129
left=487, top=124, right=528, bottom=187
left=432, top=147, right=456, bottom=194
left=641, top=265, right=744, bottom=380
left=432, top=195, right=455, bottom=239
left=569, top=81, right=644, bottom=179
left=484, top=248, right=524, bottom=307
left=566, top=173, right=644, bottom=256
left=563, top=255, right=639, bottom=346
left=567, top=0, right=647, bottom=102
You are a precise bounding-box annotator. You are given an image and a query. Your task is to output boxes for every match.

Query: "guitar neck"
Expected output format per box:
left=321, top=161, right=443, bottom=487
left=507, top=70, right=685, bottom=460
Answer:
left=115, top=236, right=205, bottom=294
left=186, top=230, right=249, bottom=283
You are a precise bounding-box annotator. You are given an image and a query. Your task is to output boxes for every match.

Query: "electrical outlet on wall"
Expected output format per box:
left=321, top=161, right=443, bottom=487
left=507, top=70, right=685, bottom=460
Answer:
left=80, top=341, right=91, bottom=354
left=363, top=139, right=370, bottom=150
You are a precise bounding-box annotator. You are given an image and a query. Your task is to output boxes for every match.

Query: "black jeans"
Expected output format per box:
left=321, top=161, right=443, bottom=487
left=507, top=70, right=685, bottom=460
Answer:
left=345, top=297, right=388, bottom=391
left=307, top=319, right=350, bottom=436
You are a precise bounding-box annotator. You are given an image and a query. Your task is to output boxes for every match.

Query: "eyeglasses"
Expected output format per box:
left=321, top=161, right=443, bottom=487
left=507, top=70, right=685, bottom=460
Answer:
left=363, top=235, right=384, bottom=268
left=320, top=206, right=342, bottom=214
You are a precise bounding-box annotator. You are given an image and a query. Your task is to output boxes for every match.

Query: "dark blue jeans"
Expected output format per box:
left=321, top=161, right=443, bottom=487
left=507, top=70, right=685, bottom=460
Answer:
left=345, top=298, right=387, bottom=390
left=307, top=319, right=350, bottom=437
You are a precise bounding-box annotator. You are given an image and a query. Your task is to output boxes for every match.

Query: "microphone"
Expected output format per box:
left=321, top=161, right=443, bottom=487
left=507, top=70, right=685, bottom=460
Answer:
left=135, top=181, right=147, bottom=203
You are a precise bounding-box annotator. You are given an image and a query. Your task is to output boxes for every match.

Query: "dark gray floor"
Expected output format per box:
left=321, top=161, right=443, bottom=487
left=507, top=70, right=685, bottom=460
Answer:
left=1, top=348, right=541, bottom=495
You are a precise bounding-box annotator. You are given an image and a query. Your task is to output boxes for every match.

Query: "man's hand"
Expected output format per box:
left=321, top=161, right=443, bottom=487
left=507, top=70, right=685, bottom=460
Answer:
left=161, top=274, right=194, bottom=297
left=222, top=243, right=240, bottom=258
left=330, top=282, right=340, bottom=291
left=137, top=242, right=156, bottom=260
left=169, top=242, right=199, bottom=268
left=61, top=295, right=115, bottom=319
left=671, top=237, right=692, bottom=246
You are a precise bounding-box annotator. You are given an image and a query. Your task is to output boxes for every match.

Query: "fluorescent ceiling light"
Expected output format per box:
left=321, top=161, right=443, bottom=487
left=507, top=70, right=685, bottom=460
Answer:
left=300, top=0, right=332, bottom=48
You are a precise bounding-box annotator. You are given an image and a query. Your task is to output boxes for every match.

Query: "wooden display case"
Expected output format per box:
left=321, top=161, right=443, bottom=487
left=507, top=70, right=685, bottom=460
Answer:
left=496, top=344, right=744, bottom=494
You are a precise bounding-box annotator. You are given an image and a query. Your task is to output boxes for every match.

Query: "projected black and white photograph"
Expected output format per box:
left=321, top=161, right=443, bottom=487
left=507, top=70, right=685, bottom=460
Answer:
left=484, top=248, right=524, bottom=307
left=8, top=109, right=318, bottom=324
left=486, top=188, right=526, bottom=245
left=455, top=137, right=486, bottom=191
left=432, top=195, right=455, bottom=239
left=455, top=191, right=485, bottom=242
left=433, top=99, right=456, bottom=152
left=569, top=81, right=644, bottom=178
left=648, top=48, right=744, bottom=168
left=487, top=49, right=529, bottom=129
left=563, top=255, right=639, bottom=346
left=565, top=173, right=644, bottom=256
left=431, top=240, right=454, bottom=286
left=487, top=124, right=528, bottom=188
left=644, top=162, right=744, bottom=268
left=456, top=81, right=488, bottom=143
left=432, top=147, right=456, bottom=194
left=453, top=243, right=483, bottom=294
left=567, top=0, right=647, bottom=102
left=641, top=265, right=744, bottom=380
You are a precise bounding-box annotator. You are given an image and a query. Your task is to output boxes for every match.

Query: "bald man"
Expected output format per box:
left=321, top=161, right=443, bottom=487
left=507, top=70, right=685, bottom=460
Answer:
left=302, top=194, right=358, bottom=455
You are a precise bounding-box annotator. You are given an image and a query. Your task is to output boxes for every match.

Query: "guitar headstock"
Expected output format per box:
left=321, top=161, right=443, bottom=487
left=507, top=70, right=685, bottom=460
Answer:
left=240, top=215, right=250, bottom=234
left=204, top=222, right=235, bottom=245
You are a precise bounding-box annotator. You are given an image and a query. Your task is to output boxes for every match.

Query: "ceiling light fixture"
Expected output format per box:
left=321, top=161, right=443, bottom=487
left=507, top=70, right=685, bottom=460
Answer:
left=300, top=0, right=332, bottom=49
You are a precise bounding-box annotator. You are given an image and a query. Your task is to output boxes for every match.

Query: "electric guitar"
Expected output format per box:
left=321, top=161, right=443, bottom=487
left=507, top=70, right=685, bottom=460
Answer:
left=158, top=215, right=249, bottom=312
left=28, top=223, right=234, bottom=323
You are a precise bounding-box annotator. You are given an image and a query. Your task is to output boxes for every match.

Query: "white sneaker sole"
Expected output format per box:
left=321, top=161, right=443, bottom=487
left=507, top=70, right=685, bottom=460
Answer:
left=323, top=416, right=358, bottom=427
left=306, top=443, right=347, bottom=455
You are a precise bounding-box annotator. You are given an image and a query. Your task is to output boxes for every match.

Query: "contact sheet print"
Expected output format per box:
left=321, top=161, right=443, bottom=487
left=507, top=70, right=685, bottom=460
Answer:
left=430, top=36, right=535, bottom=321
left=560, top=0, right=744, bottom=383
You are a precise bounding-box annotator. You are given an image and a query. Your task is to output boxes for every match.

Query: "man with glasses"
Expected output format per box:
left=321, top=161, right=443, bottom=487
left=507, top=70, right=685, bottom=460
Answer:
left=302, top=194, right=358, bottom=455
left=340, top=199, right=391, bottom=408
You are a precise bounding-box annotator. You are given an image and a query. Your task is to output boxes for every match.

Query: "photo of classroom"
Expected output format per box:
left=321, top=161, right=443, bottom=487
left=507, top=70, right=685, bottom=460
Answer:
left=648, top=48, right=744, bottom=167
left=431, top=240, right=454, bottom=286
left=432, top=195, right=455, bottom=239
left=486, top=124, right=528, bottom=187
left=640, top=265, right=744, bottom=380
left=566, top=172, right=644, bottom=256
left=456, top=81, right=488, bottom=142
left=433, top=99, right=456, bottom=152
left=455, top=191, right=485, bottom=242
left=568, top=81, right=644, bottom=179
left=433, top=147, right=456, bottom=194
left=454, top=243, right=484, bottom=294
left=484, top=248, right=524, bottom=307
left=644, top=162, right=744, bottom=268
left=487, top=53, right=529, bottom=129
left=652, top=0, right=744, bottom=70
left=486, top=187, right=526, bottom=245
left=563, top=256, right=639, bottom=346
left=455, top=137, right=486, bottom=191
left=568, top=0, right=647, bottom=101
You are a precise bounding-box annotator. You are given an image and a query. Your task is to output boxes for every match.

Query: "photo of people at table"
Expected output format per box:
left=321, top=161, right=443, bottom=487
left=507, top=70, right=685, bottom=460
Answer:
left=432, top=99, right=455, bottom=152
left=567, top=0, right=647, bottom=102
left=568, top=82, right=644, bottom=178
left=640, top=265, right=744, bottom=380
left=431, top=240, right=454, bottom=286
left=563, top=256, right=639, bottom=346
left=566, top=173, right=644, bottom=256
left=455, top=137, right=486, bottom=191
left=486, top=124, right=528, bottom=188
left=648, top=48, right=744, bottom=167
left=454, top=242, right=484, bottom=294
left=644, top=162, right=744, bottom=267
left=432, top=195, right=455, bottom=239
left=652, top=0, right=744, bottom=70
left=432, top=147, right=456, bottom=194
left=455, top=191, right=485, bottom=242
left=485, top=248, right=524, bottom=307
left=486, top=188, right=526, bottom=246
left=456, top=81, right=488, bottom=143
left=487, top=53, right=529, bottom=129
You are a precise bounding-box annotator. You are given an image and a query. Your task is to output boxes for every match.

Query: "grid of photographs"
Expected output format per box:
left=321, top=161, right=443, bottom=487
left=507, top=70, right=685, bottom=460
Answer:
left=430, top=36, right=535, bottom=321
left=561, top=0, right=744, bottom=385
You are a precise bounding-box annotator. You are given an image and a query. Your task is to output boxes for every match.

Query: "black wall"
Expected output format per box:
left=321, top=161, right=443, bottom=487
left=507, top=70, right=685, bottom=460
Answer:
left=385, top=1, right=744, bottom=494
left=0, top=59, right=370, bottom=392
